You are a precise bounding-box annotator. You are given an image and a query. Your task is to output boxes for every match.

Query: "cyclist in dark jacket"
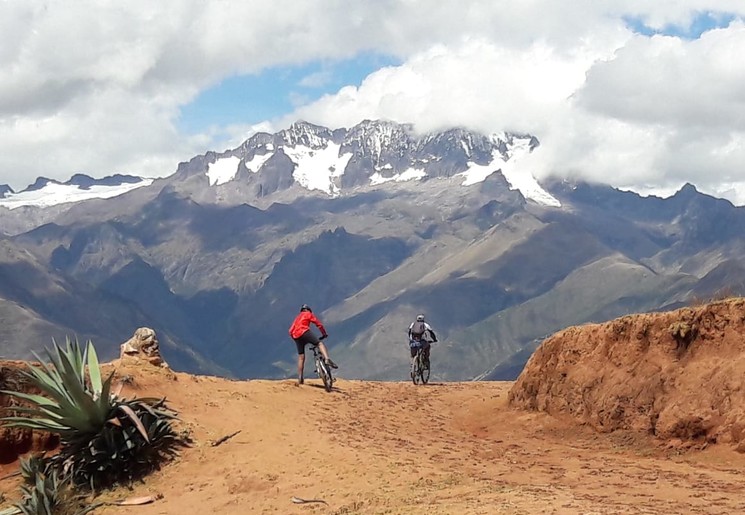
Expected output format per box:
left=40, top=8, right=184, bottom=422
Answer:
left=407, top=313, right=437, bottom=368
left=289, top=304, right=337, bottom=385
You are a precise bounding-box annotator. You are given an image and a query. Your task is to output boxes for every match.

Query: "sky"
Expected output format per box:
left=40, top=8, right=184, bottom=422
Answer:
left=2, top=1, right=745, bottom=203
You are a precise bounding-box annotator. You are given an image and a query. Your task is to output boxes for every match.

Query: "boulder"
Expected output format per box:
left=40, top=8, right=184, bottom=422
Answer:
left=119, top=327, right=168, bottom=368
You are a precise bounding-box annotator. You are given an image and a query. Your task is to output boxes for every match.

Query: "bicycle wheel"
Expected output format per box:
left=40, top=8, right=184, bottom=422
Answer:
left=411, top=350, right=421, bottom=385
left=323, top=362, right=334, bottom=392
left=317, top=359, right=333, bottom=392
left=419, top=354, right=430, bottom=384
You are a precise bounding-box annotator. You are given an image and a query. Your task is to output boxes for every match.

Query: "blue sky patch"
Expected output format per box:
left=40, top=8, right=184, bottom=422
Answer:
left=625, top=11, right=739, bottom=39
left=178, top=52, right=400, bottom=134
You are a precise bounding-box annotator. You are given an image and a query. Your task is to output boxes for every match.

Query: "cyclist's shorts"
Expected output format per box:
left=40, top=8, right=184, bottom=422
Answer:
left=410, top=341, right=431, bottom=359
left=293, top=330, right=320, bottom=355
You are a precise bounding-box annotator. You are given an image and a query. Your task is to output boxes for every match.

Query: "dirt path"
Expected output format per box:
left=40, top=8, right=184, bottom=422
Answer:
left=4, top=364, right=745, bottom=514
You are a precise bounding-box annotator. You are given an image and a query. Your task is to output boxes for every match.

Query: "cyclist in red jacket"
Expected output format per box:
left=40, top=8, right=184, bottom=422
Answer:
left=289, top=304, right=338, bottom=385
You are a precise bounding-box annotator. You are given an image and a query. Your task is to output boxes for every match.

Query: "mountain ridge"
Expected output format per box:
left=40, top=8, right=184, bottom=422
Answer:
left=0, top=120, right=744, bottom=382
left=0, top=120, right=554, bottom=212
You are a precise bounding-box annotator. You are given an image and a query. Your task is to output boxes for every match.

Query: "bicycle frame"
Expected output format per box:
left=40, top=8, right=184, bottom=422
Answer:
left=410, top=343, right=430, bottom=385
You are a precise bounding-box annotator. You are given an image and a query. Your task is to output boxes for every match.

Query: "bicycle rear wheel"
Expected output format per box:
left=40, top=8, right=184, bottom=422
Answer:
left=317, top=359, right=333, bottom=392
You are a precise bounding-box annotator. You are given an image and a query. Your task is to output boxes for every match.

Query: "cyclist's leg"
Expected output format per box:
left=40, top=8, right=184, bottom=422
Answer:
left=300, top=329, right=336, bottom=368
left=409, top=340, right=419, bottom=363
left=293, top=338, right=306, bottom=384
left=423, top=342, right=431, bottom=368
left=317, top=341, right=336, bottom=367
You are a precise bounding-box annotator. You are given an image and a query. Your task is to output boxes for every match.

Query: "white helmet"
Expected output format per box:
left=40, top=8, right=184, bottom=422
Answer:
left=416, top=314, right=425, bottom=322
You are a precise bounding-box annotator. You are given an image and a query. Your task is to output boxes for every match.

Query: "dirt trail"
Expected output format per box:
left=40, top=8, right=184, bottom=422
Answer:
left=3, top=363, right=745, bottom=514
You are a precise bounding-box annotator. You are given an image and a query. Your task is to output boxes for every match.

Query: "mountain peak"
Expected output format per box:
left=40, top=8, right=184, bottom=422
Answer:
left=64, top=173, right=142, bottom=189
left=65, top=173, right=98, bottom=190
left=678, top=182, right=698, bottom=195
left=193, top=120, right=561, bottom=205
left=279, top=120, right=335, bottom=148
left=26, top=177, right=60, bottom=192
left=0, top=184, right=14, bottom=198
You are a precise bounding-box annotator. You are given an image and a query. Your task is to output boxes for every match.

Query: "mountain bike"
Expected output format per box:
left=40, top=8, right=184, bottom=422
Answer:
left=310, top=343, right=334, bottom=392
left=410, top=343, right=430, bottom=385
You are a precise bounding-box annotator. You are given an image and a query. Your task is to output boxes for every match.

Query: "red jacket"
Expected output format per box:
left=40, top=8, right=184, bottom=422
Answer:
left=289, top=311, right=327, bottom=339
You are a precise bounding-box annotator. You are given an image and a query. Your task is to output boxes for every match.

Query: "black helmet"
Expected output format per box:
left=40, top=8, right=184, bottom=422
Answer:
left=300, top=304, right=312, bottom=312
left=416, top=314, right=425, bottom=322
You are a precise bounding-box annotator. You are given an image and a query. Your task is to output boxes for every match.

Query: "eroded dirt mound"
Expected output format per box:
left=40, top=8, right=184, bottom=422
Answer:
left=509, top=297, right=745, bottom=449
left=0, top=362, right=58, bottom=463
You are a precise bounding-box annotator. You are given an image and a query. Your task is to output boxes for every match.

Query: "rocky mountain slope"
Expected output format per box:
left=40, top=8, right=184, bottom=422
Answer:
left=1, top=120, right=745, bottom=380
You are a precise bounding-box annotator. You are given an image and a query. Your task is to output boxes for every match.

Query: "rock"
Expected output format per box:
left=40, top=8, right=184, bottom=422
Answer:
left=119, top=327, right=169, bottom=368
left=508, top=297, right=745, bottom=449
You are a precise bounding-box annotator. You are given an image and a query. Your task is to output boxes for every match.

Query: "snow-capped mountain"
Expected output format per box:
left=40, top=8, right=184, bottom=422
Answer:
left=0, top=121, right=558, bottom=211
left=192, top=120, right=560, bottom=206
left=2, top=119, right=745, bottom=384
left=0, top=174, right=152, bottom=210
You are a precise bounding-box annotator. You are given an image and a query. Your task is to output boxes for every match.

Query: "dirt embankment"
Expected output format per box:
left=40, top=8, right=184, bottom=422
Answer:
left=0, top=362, right=58, bottom=463
left=509, top=297, right=745, bottom=449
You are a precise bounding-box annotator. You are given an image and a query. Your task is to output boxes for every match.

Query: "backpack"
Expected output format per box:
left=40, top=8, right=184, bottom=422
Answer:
left=410, top=321, right=426, bottom=341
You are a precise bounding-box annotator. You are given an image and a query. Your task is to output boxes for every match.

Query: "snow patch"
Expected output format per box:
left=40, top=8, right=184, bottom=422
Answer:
left=460, top=140, right=471, bottom=156
left=206, top=156, right=241, bottom=186
left=459, top=160, right=499, bottom=186
left=457, top=140, right=560, bottom=207
left=500, top=139, right=561, bottom=207
left=0, top=180, right=153, bottom=210
left=284, top=143, right=352, bottom=195
left=370, top=168, right=426, bottom=185
left=245, top=152, right=274, bottom=173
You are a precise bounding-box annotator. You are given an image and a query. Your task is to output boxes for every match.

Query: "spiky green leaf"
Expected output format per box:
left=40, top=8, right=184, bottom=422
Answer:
left=96, top=373, right=116, bottom=415
left=0, top=390, right=57, bottom=407
left=54, top=348, right=103, bottom=427
left=86, top=341, right=102, bottom=395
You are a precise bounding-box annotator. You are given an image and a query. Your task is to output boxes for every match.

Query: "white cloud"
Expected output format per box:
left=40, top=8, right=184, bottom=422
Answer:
left=550, top=21, right=745, bottom=199
left=286, top=14, right=745, bottom=203
left=298, top=70, right=334, bottom=89
left=287, top=38, right=608, bottom=135
left=1, top=0, right=744, bottom=199
left=576, top=25, right=745, bottom=129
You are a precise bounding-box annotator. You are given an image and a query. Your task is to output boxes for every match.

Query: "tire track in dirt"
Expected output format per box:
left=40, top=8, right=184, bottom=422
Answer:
left=312, top=380, right=745, bottom=514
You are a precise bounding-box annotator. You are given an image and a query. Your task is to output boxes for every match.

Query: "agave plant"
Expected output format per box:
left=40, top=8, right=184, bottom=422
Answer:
left=1, top=338, right=184, bottom=490
left=15, top=467, right=66, bottom=515
left=12, top=465, right=98, bottom=515
left=19, top=454, right=51, bottom=485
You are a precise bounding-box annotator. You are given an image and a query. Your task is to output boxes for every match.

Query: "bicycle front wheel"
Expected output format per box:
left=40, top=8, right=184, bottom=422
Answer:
left=419, top=354, right=430, bottom=384
left=411, top=351, right=421, bottom=385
